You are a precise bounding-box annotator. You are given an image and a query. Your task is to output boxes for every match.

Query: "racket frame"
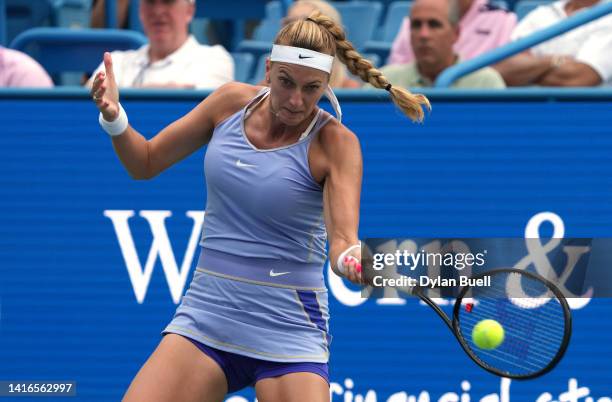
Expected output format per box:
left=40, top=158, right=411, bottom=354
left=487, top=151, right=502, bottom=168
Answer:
left=413, top=268, right=572, bottom=379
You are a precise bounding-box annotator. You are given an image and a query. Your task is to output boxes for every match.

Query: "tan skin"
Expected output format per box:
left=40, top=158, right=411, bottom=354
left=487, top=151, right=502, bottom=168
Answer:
left=140, top=0, right=195, bottom=63
left=493, top=0, right=602, bottom=86
left=91, top=52, right=363, bottom=402
left=410, top=0, right=460, bottom=83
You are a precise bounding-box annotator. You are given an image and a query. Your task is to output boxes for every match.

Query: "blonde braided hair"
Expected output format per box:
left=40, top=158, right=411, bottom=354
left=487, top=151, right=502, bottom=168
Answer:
left=274, top=11, right=430, bottom=122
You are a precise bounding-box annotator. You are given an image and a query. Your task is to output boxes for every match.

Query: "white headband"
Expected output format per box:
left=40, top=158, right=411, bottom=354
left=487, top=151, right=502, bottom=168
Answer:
left=269, top=44, right=342, bottom=122
left=270, top=44, right=334, bottom=73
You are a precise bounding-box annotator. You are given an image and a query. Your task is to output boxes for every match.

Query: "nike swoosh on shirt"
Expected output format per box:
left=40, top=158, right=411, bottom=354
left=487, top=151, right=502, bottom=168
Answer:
left=269, top=270, right=291, bottom=277
left=236, top=159, right=257, bottom=168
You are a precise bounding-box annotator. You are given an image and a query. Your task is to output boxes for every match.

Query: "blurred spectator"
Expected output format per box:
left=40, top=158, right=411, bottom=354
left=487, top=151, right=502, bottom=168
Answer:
left=371, top=0, right=505, bottom=89
left=0, top=47, right=54, bottom=88
left=90, top=0, right=130, bottom=29
left=389, top=0, right=517, bottom=65
left=494, top=0, right=612, bottom=86
left=86, top=0, right=233, bottom=89
left=275, top=0, right=360, bottom=88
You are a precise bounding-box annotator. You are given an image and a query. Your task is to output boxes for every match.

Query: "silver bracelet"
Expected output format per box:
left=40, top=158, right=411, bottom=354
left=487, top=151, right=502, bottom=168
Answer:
left=98, top=103, right=128, bottom=137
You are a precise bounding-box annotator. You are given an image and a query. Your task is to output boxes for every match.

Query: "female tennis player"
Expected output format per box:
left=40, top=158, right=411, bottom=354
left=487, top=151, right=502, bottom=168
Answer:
left=91, top=11, right=429, bottom=402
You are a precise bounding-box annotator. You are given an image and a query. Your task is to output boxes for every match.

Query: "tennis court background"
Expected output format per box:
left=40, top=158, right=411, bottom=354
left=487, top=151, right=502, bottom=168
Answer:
left=1, top=90, right=611, bottom=401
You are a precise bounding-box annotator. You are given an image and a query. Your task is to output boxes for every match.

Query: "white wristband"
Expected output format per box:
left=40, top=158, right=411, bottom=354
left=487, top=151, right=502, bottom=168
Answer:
left=337, top=242, right=361, bottom=274
left=99, top=103, right=128, bottom=137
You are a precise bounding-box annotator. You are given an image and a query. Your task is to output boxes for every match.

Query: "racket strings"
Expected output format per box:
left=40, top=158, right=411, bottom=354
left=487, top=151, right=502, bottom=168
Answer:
left=456, top=271, right=567, bottom=377
left=460, top=303, right=565, bottom=346
left=460, top=314, right=562, bottom=356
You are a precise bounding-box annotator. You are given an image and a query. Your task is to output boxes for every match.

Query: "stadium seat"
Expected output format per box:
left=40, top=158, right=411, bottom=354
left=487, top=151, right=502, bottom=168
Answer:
left=333, top=1, right=383, bottom=51
left=253, top=18, right=281, bottom=42
left=514, top=0, right=552, bottom=20
left=51, top=0, right=91, bottom=29
left=231, top=52, right=255, bottom=83
left=362, top=1, right=411, bottom=64
left=251, top=53, right=269, bottom=85
left=252, top=1, right=282, bottom=41
left=378, top=1, right=411, bottom=42
left=128, top=0, right=143, bottom=32
left=246, top=1, right=383, bottom=53
left=194, top=0, right=268, bottom=49
left=264, top=1, right=283, bottom=21
left=5, top=0, right=53, bottom=45
left=190, top=17, right=210, bottom=45
left=10, top=27, right=147, bottom=85
left=0, top=0, right=6, bottom=46
left=236, top=40, right=272, bottom=64
left=238, top=1, right=298, bottom=57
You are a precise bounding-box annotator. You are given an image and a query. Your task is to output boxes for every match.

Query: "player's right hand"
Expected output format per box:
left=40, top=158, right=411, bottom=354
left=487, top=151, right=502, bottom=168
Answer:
left=90, top=52, right=120, bottom=121
left=342, top=255, right=364, bottom=285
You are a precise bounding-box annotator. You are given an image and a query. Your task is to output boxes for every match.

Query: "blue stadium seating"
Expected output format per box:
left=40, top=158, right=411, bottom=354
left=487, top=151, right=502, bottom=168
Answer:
left=377, top=1, right=411, bottom=42
left=0, top=0, right=6, bottom=45
left=363, top=1, right=411, bottom=64
left=251, top=53, right=269, bottom=84
left=253, top=18, right=281, bottom=42
left=231, top=52, right=255, bottom=83
left=128, top=0, right=143, bottom=31
left=334, top=1, right=383, bottom=50
left=194, top=0, right=269, bottom=49
left=10, top=27, right=147, bottom=85
left=232, top=2, right=281, bottom=59
left=254, top=1, right=283, bottom=41
left=5, top=0, right=53, bottom=45
left=190, top=17, right=210, bottom=45
left=236, top=0, right=386, bottom=65
left=52, top=0, right=90, bottom=29
left=0, top=0, right=572, bottom=82
left=236, top=40, right=272, bottom=66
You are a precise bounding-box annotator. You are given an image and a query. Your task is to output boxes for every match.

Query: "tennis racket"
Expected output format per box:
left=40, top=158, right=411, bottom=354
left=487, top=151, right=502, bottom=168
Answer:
left=407, top=268, right=572, bottom=379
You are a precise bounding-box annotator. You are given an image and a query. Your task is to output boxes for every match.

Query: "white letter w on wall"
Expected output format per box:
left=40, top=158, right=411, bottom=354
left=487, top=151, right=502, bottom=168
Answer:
left=103, top=210, right=204, bottom=304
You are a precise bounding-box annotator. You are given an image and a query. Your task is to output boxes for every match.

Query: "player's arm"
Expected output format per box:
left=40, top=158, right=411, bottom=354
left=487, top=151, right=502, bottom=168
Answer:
left=320, top=122, right=363, bottom=283
left=91, top=52, right=253, bottom=179
left=109, top=82, right=241, bottom=180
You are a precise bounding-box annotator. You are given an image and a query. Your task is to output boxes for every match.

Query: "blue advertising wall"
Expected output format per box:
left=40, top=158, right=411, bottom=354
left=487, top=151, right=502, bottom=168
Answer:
left=1, top=89, right=611, bottom=401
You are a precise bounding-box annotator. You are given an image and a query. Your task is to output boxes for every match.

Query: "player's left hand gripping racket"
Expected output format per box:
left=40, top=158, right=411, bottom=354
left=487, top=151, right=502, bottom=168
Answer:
left=395, top=268, right=572, bottom=379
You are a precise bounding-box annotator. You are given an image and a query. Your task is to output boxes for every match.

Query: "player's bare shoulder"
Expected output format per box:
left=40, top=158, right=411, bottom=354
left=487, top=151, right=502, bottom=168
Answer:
left=316, top=117, right=362, bottom=159
left=195, top=82, right=262, bottom=127
left=309, top=117, right=362, bottom=182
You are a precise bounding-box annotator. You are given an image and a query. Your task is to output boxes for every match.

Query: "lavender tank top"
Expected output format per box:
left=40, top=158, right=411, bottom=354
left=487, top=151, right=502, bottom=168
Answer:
left=200, top=88, right=333, bottom=271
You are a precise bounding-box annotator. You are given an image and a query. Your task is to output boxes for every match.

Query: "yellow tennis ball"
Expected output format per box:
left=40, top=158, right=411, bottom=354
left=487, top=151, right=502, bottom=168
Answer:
left=472, top=319, right=505, bottom=350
